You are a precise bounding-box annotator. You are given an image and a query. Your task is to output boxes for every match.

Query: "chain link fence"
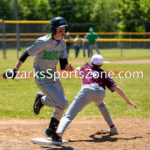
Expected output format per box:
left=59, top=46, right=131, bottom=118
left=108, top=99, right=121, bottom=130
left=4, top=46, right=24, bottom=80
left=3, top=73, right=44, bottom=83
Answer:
left=0, top=20, right=150, bottom=59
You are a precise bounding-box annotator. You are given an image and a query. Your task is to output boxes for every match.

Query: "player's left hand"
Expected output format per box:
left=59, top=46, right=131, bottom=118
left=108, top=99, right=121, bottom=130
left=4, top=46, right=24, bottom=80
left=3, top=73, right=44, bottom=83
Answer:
left=130, top=102, right=137, bottom=109
left=65, top=64, right=73, bottom=71
left=127, top=101, right=137, bottom=109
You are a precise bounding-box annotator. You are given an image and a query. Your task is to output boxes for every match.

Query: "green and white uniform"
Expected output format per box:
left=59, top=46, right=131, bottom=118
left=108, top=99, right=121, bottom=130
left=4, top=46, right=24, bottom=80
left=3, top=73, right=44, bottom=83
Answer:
left=26, top=35, right=68, bottom=120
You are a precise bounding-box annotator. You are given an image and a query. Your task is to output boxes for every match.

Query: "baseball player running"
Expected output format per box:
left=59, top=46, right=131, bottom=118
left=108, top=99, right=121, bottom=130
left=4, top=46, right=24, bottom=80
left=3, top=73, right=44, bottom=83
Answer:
left=3, top=16, right=73, bottom=141
left=52, top=54, right=136, bottom=142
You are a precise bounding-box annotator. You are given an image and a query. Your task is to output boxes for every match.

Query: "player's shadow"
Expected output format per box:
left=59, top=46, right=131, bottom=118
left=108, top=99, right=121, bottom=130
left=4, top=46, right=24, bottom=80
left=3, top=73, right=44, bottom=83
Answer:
left=41, top=145, right=75, bottom=150
left=89, top=131, right=118, bottom=142
left=39, top=131, right=143, bottom=150
left=69, top=131, right=143, bottom=143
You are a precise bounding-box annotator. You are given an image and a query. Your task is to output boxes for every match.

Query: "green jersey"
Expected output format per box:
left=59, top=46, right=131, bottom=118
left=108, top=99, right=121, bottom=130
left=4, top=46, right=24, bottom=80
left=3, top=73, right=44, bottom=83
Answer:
left=86, top=32, right=98, bottom=45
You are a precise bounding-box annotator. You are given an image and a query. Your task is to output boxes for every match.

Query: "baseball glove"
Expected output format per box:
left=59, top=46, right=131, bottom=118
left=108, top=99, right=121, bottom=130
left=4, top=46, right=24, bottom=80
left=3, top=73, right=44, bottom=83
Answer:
left=65, top=64, right=73, bottom=71
left=83, top=62, right=90, bottom=66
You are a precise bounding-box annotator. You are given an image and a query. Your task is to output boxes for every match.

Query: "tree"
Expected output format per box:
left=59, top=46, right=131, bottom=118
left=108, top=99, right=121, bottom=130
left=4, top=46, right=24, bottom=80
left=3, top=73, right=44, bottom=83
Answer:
left=0, top=0, right=150, bottom=32
left=139, top=0, right=150, bottom=32
left=118, top=0, right=144, bottom=32
left=0, top=0, right=13, bottom=20
left=48, top=0, right=93, bottom=32
left=90, top=0, right=121, bottom=32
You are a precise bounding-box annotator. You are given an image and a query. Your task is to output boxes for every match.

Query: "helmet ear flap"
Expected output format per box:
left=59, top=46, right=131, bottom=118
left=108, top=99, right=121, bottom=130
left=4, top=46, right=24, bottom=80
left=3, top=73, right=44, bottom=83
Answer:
left=65, top=26, right=68, bottom=33
left=51, top=27, right=56, bottom=35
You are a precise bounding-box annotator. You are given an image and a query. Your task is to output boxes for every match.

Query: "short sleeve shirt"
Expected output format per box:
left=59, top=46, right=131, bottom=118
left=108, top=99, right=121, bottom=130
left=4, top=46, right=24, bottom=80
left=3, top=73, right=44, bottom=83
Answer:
left=80, top=65, right=116, bottom=92
left=86, top=32, right=99, bottom=45
left=26, top=35, right=67, bottom=72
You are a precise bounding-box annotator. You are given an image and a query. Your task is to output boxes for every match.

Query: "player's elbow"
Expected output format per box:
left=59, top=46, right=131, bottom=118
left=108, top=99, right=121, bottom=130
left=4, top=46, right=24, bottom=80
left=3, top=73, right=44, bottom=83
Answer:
left=113, top=85, right=120, bottom=91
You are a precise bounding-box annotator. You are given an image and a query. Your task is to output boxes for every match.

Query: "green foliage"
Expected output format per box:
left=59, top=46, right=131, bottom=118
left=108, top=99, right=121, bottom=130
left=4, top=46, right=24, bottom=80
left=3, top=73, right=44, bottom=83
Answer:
left=18, top=0, right=51, bottom=20
left=0, top=0, right=13, bottom=20
left=48, top=0, right=93, bottom=31
left=140, top=0, right=150, bottom=31
left=91, top=0, right=120, bottom=32
left=118, top=0, right=144, bottom=32
left=0, top=0, right=150, bottom=32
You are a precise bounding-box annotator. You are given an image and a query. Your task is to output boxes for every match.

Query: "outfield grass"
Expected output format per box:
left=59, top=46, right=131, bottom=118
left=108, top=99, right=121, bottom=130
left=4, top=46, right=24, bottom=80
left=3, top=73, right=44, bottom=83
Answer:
left=0, top=49, right=150, bottom=118
left=0, top=48, right=150, bottom=71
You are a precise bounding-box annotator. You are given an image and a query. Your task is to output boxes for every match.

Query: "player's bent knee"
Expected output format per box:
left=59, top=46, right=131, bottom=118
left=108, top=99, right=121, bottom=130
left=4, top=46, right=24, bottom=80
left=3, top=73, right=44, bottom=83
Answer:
left=59, top=100, right=68, bottom=110
left=63, top=101, right=68, bottom=109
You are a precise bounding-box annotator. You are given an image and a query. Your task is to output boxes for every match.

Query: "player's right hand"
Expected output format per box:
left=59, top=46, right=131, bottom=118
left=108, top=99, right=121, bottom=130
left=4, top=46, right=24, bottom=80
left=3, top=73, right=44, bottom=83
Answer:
left=3, top=68, right=17, bottom=79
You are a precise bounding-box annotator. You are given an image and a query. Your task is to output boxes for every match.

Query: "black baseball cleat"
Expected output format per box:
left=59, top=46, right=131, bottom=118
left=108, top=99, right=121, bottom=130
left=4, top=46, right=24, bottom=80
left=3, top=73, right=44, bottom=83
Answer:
left=33, top=92, right=44, bottom=115
left=44, top=127, right=63, bottom=143
left=51, top=133, right=62, bottom=142
left=44, top=117, right=60, bottom=136
left=44, top=128, right=62, bottom=142
left=44, top=127, right=56, bottom=138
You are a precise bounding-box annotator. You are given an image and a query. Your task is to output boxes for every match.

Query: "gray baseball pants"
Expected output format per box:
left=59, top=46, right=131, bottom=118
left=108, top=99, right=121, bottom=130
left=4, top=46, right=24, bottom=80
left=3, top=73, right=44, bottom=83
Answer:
left=89, top=43, right=100, bottom=56
left=35, top=78, right=68, bottom=121
left=57, top=84, right=114, bottom=134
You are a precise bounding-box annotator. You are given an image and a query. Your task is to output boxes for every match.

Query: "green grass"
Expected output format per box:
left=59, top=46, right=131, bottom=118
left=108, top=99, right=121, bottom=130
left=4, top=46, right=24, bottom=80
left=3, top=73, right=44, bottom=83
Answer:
left=0, top=48, right=150, bottom=71
left=0, top=49, right=150, bottom=118
left=68, top=48, right=150, bottom=64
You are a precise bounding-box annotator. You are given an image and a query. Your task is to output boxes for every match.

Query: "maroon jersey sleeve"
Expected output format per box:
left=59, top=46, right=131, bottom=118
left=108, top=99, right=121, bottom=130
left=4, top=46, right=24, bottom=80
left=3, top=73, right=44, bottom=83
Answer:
left=104, top=74, right=116, bottom=92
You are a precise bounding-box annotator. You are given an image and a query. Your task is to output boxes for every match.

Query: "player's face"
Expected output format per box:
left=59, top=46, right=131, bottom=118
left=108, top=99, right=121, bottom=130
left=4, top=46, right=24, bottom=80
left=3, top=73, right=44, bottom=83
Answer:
left=55, top=26, right=66, bottom=40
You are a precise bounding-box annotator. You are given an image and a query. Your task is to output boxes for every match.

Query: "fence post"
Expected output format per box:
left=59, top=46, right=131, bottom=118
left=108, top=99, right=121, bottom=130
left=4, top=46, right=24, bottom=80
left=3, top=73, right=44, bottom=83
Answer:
left=129, top=34, right=131, bottom=49
left=118, top=33, right=123, bottom=57
left=1, top=20, right=7, bottom=59
left=16, top=22, right=20, bottom=58
left=120, top=43, right=123, bottom=57
left=14, top=0, right=20, bottom=59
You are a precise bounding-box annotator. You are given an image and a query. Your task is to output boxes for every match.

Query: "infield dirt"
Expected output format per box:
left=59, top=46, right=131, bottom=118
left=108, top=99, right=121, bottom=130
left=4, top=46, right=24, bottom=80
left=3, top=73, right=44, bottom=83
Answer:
left=0, top=118, right=150, bottom=150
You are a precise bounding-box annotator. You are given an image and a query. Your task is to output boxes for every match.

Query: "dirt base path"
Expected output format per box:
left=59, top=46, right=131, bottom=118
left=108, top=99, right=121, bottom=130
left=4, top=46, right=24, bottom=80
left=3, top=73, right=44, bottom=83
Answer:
left=0, top=118, right=150, bottom=150
left=110, top=59, right=150, bottom=64
left=72, top=59, right=150, bottom=65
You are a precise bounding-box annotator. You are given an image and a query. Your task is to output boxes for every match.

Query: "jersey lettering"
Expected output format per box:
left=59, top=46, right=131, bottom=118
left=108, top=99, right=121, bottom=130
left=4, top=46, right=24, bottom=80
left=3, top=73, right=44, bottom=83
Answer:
left=42, top=51, right=63, bottom=60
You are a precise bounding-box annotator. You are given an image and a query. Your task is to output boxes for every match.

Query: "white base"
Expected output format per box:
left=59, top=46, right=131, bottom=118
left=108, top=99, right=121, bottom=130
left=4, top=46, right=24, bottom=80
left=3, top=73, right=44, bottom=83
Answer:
left=31, top=137, right=68, bottom=145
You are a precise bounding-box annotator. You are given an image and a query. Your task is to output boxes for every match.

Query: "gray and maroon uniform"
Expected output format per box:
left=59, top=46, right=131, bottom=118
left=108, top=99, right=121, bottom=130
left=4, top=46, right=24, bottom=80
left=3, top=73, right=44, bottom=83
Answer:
left=26, top=34, right=68, bottom=120
left=57, top=65, right=116, bottom=134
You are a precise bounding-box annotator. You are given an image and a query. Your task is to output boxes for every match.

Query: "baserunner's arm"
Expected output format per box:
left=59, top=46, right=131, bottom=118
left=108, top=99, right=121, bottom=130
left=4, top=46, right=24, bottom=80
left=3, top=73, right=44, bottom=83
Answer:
left=14, top=60, right=23, bottom=71
left=3, top=51, right=29, bottom=79
left=15, top=51, right=29, bottom=70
